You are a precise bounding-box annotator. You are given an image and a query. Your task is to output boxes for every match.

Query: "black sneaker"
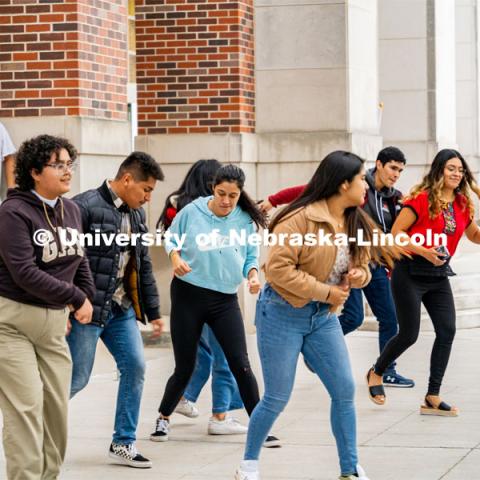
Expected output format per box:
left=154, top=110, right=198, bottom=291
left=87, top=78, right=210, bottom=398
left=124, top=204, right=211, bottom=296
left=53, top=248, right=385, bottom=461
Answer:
left=263, top=435, right=281, bottom=448
left=383, top=371, right=415, bottom=388
left=150, top=416, right=169, bottom=442
left=108, top=442, right=152, bottom=468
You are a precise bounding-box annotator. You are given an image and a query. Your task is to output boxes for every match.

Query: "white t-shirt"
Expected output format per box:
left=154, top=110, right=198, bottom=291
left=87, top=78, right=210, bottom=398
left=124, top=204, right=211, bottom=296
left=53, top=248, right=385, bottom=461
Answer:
left=0, top=122, right=16, bottom=201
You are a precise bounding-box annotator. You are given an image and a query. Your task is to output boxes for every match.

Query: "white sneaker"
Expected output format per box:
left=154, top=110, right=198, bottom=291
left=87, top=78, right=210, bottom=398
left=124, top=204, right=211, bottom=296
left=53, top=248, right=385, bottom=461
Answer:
left=339, top=464, right=370, bottom=480
left=208, top=416, right=248, bottom=435
left=174, top=398, right=199, bottom=418
left=150, top=417, right=169, bottom=442
left=356, top=465, right=369, bottom=480
left=235, top=468, right=260, bottom=480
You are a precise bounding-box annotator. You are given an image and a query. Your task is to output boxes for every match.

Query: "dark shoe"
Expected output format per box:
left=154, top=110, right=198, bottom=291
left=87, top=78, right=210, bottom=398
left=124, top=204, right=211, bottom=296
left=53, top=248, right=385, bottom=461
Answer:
left=263, top=435, right=281, bottom=448
left=366, top=367, right=386, bottom=405
left=383, top=371, right=415, bottom=388
left=108, top=442, right=152, bottom=468
left=150, top=416, right=169, bottom=442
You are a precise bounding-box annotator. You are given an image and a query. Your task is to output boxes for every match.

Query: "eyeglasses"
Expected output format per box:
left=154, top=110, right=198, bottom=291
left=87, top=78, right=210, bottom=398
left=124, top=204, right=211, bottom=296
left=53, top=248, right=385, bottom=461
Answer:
left=445, top=166, right=465, bottom=175
left=44, top=161, right=77, bottom=173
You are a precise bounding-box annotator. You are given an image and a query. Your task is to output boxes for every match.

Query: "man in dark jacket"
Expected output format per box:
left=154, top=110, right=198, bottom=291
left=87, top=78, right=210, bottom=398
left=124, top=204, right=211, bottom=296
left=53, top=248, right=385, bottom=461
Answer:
left=340, top=146, right=414, bottom=387
left=67, top=151, right=164, bottom=468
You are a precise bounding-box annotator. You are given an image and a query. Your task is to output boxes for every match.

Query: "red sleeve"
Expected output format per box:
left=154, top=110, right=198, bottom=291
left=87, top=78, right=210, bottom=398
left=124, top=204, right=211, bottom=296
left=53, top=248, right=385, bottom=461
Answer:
left=164, top=206, right=177, bottom=228
left=402, top=191, right=428, bottom=220
left=268, top=185, right=306, bottom=207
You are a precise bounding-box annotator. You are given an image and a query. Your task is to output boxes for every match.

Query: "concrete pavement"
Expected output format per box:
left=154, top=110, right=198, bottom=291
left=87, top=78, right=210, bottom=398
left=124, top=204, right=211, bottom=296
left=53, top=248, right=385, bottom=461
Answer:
left=1, top=327, right=479, bottom=480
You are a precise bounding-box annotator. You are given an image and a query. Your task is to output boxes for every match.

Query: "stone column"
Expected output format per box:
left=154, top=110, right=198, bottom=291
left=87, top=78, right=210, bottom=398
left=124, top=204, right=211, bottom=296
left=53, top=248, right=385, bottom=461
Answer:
left=455, top=0, right=480, bottom=171
left=255, top=0, right=382, bottom=200
left=0, top=0, right=132, bottom=195
left=379, top=0, right=457, bottom=192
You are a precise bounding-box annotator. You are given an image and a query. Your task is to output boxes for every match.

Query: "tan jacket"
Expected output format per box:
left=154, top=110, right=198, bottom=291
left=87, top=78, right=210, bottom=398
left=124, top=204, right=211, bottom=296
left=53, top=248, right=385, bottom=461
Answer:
left=264, top=200, right=372, bottom=307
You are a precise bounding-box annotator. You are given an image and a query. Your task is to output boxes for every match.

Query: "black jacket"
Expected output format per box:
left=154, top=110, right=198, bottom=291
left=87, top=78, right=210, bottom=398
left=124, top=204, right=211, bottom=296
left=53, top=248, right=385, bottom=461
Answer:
left=73, top=181, right=160, bottom=326
left=363, top=168, right=403, bottom=233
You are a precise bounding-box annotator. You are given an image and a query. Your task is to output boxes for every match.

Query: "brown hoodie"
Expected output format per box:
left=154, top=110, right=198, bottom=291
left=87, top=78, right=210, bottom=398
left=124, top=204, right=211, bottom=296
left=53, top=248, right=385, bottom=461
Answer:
left=264, top=200, right=372, bottom=308
left=0, top=189, right=95, bottom=310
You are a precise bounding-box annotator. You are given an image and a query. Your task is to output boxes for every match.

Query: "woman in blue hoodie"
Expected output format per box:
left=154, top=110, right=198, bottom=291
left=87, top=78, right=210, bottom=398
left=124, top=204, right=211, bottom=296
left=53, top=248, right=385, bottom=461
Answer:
left=150, top=164, right=268, bottom=443
left=158, top=159, right=246, bottom=434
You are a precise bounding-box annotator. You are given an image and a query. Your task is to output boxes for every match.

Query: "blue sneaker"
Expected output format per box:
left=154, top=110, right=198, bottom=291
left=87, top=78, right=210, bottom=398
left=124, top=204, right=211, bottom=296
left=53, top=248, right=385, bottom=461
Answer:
left=383, top=371, right=415, bottom=388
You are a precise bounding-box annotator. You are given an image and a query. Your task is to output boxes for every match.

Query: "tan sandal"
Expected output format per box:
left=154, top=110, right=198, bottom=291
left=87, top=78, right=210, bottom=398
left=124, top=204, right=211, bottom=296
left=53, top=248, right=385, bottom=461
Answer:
left=420, top=396, right=458, bottom=417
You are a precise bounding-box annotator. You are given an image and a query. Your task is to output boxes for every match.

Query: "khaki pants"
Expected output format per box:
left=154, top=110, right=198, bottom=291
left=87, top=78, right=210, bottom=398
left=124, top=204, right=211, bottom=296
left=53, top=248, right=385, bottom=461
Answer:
left=0, top=296, right=71, bottom=480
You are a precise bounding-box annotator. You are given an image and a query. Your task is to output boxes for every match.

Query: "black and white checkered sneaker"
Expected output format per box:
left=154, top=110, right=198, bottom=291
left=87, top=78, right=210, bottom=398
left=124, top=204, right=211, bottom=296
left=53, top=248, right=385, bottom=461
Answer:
left=108, top=442, right=152, bottom=468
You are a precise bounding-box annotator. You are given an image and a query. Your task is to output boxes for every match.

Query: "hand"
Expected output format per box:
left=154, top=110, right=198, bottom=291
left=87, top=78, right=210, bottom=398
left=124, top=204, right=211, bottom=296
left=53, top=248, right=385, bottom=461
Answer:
left=74, top=298, right=93, bottom=325
left=327, top=284, right=350, bottom=306
left=66, top=318, right=72, bottom=336
left=258, top=199, right=273, bottom=214
left=248, top=274, right=261, bottom=294
left=422, top=246, right=446, bottom=266
left=149, top=318, right=164, bottom=339
left=171, top=251, right=192, bottom=276
left=346, top=268, right=364, bottom=288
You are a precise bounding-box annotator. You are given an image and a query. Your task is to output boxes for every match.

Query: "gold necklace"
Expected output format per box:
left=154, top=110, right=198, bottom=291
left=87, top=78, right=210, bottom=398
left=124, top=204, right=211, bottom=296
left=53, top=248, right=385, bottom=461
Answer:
left=42, top=197, right=64, bottom=232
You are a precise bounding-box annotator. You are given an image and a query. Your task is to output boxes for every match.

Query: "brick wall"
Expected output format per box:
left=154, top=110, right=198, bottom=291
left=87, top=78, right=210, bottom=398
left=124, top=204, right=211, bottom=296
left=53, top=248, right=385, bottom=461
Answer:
left=135, top=0, right=255, bottom=135
left=0, top=0, right=128, bottom=120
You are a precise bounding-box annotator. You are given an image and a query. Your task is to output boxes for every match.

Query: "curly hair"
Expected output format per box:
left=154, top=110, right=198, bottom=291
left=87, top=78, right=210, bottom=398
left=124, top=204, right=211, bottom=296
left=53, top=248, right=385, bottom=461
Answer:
left=15, top=134, right=77, bottom=191
left=407, top=149, right=475, bottom=219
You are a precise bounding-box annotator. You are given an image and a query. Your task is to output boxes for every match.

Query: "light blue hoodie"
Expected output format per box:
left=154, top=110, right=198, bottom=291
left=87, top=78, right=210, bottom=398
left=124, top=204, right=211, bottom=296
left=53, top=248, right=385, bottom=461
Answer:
left=164, top=196, right=259, bottom=294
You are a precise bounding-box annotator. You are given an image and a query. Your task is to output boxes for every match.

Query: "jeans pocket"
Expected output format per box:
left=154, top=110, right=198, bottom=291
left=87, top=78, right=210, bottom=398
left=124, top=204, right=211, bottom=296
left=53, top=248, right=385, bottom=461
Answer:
left=262, top=284, right=293, bottom=308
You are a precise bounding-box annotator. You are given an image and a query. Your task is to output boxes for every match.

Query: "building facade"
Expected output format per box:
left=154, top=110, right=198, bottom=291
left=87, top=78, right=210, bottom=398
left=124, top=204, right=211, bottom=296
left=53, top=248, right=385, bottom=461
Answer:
left=1, top=0, right=480, bottom=319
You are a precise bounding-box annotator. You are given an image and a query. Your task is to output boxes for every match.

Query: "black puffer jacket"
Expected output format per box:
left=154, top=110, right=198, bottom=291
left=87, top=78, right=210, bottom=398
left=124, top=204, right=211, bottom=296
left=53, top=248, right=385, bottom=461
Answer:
left=73, top=181, right=160, bottom=327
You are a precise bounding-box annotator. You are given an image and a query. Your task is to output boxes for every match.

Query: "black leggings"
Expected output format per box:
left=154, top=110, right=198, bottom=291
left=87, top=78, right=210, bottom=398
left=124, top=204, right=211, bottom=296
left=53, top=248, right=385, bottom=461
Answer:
left=374, top=260, right=456, bottom=395
left=159, top=277, right=260, bottom=416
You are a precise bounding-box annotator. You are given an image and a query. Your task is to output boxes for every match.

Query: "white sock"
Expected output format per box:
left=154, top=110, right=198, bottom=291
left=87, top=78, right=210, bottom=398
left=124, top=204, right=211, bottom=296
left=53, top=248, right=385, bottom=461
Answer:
left=240, top=460, right=259, bottom=472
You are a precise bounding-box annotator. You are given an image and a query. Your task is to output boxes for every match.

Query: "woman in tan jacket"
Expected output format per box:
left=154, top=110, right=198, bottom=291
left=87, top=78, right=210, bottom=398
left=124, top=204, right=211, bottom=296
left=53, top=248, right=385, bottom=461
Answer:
left=235, top=151, right=395, bottom=480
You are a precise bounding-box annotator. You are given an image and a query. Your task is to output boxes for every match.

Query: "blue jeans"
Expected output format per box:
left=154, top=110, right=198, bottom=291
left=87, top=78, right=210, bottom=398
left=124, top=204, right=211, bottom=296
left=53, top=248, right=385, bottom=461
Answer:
left=339, top=264, right=398, bottom=373
left=245, top=285, right=358, bottom=476
left=67, top=304, right=145, bottom=445
left=184, top=324, right=243, bottom=413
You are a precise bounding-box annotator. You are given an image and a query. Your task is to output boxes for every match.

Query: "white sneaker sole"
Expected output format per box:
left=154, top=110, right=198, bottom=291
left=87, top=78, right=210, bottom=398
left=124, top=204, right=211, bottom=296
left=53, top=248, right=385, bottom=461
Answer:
left=383, top=383, right=415, bottom=388
left=175, top=408, right=199, bottom=418
left=108, top=452, right=152, bottom=469
left=149, top=434, right=169, bottom=442
left=235, top=469, right=259, bottom=480
left=208, top=429, right=248, bottom=435
left=263, top=439, right=281, bottom=448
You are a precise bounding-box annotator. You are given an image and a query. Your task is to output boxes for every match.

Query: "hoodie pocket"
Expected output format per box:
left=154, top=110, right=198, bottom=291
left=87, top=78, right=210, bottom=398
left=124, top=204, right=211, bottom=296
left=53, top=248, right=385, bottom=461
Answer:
left=217, top=246, right=244, bottom=286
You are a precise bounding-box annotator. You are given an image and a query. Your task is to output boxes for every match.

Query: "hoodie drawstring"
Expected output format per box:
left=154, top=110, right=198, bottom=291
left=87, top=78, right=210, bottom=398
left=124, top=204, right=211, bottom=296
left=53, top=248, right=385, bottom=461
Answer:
left=374, top=190, right=387, bottom=232
left=42, top=198, right=65, bottom=249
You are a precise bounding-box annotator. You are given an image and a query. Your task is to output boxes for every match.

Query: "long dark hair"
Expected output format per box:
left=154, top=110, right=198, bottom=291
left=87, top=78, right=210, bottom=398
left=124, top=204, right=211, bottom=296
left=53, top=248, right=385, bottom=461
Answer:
left=408, top=148, right=475, bottom=219
left=213, top=164, right=267, bottom=229
left=270, top=151, right=399, bottom=267
left=157, top=159, right=222, bottom=230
